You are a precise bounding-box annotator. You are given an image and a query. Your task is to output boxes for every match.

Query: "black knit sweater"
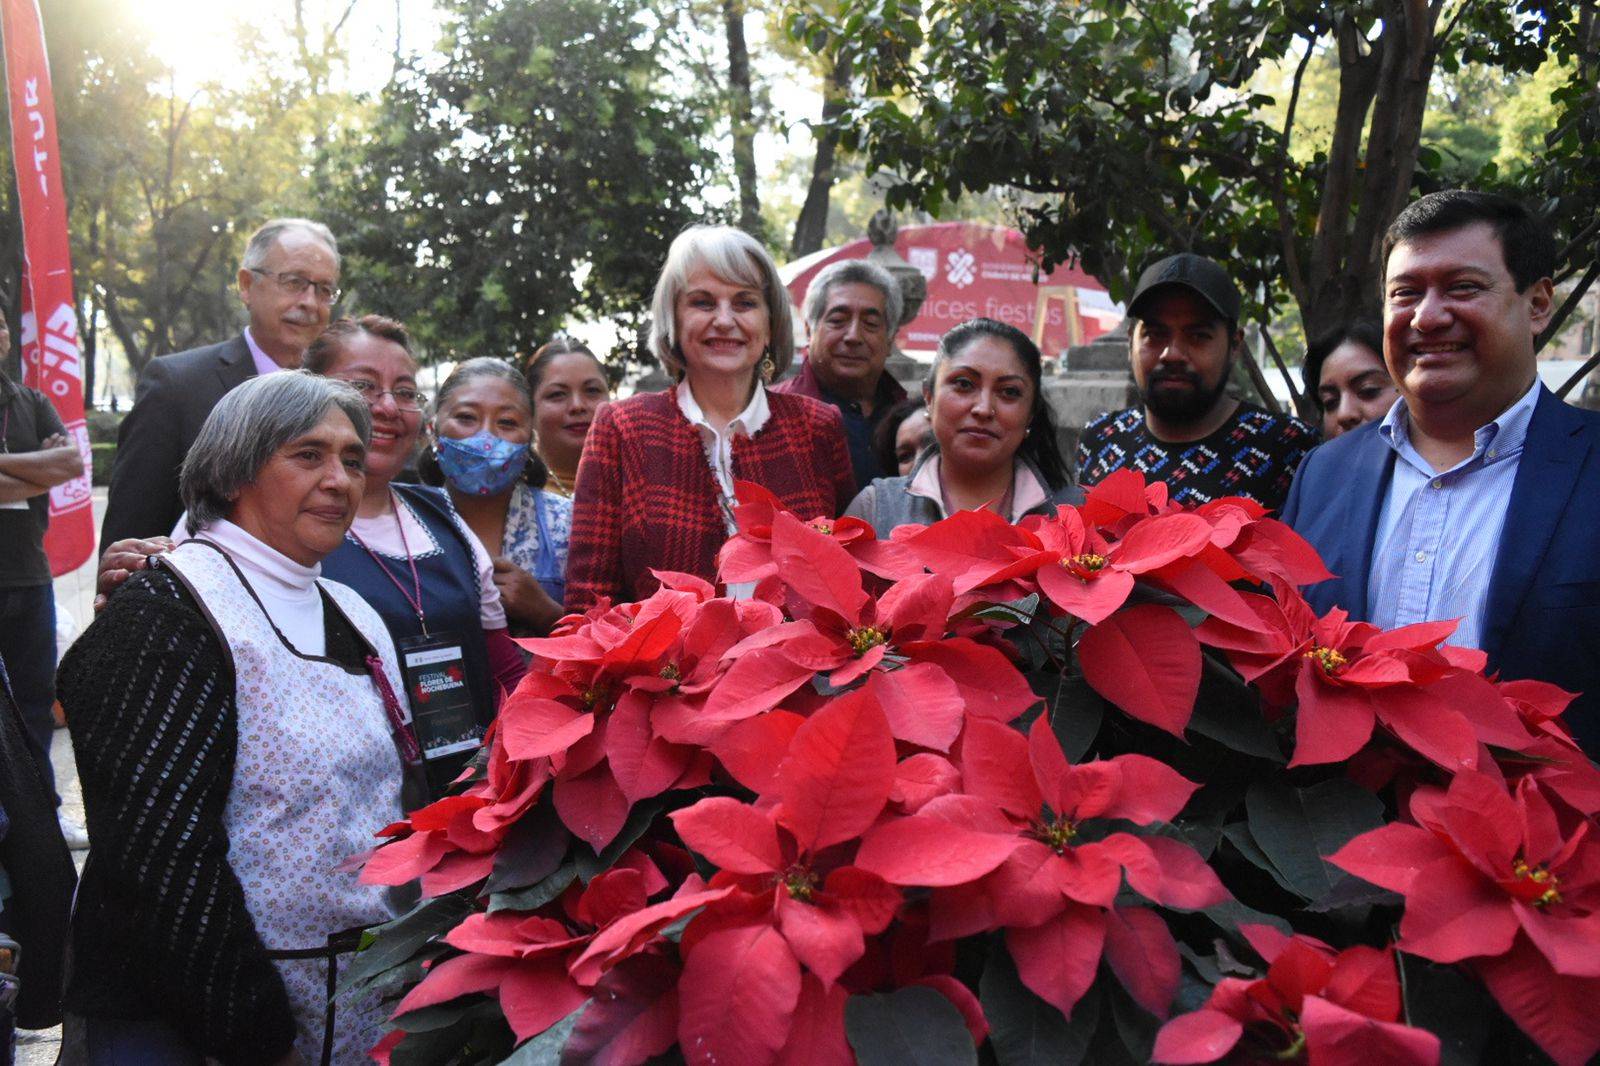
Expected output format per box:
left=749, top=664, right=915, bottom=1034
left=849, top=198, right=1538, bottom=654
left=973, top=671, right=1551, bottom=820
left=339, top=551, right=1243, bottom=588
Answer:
left=57, top=567, right=369, bottom=1064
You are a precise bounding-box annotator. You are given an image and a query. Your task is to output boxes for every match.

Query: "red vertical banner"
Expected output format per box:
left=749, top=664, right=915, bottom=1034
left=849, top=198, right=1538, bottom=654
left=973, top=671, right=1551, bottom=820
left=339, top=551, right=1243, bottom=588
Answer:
left=2, top=0, right=93, bottom=575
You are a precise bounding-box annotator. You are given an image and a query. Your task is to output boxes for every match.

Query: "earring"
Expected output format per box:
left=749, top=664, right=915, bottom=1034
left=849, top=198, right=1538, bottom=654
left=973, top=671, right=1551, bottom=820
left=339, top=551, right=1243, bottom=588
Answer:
left=760, top=351, right=776, bottom=383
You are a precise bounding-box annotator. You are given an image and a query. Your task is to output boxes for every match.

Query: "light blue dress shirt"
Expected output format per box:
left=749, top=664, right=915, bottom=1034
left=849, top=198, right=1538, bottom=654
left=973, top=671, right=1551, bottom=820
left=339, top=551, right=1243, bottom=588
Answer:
left=1366, top=379, right=1542, bottom=649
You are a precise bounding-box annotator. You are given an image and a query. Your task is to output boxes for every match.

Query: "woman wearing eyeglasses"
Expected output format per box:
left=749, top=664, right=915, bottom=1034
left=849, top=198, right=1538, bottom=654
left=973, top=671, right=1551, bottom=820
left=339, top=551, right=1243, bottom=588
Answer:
left=303, top=317, right=526, bottom=798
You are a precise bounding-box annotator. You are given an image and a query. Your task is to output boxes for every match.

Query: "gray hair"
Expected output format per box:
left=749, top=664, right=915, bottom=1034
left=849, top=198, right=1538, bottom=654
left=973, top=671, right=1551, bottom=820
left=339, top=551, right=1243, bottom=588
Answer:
left=648, top=225, right=795, bottom=380
left=180, top=370, right=371, bottom=535
left=241, top=218, right=340, bottom=272
left=802, top=259, right=903, bottom=334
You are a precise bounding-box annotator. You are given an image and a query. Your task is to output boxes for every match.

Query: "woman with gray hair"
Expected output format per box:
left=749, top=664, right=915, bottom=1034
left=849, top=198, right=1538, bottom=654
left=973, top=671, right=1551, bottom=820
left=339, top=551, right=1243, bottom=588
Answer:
left=57, top=371, right=412, bottom=1065
left=565, top=224, right=855, bottom=610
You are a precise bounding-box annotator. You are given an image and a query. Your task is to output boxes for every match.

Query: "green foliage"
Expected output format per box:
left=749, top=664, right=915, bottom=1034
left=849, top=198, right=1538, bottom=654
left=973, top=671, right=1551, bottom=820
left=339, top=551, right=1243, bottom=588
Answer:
left=980, top=943, right=1098, bottom=1066
left=321, top=0, right=720, bottom=361
left=788, top=0, right=1600, bottom=342
left=844, top=985, right=978, bottom=1065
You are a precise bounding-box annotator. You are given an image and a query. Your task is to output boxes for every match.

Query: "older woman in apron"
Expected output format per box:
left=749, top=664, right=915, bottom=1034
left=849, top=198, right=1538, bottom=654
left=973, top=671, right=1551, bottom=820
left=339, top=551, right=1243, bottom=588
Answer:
left=58, top=372, right=412, bottom=1065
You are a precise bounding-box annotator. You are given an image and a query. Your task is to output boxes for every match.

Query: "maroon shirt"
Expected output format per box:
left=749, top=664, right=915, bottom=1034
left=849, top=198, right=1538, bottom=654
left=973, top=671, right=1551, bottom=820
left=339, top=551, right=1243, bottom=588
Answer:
left=772, top=356, right=908, bottom=488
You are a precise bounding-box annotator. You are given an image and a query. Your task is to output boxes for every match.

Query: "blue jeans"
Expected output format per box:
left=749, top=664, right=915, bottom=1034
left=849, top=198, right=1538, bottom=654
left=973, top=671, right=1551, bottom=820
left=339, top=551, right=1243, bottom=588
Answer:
left=0, top=586, right=56, bottom=804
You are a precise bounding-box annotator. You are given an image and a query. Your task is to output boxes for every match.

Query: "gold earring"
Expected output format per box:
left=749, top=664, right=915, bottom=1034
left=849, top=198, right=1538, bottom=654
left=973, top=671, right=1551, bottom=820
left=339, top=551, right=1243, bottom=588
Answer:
left=760, top=352, right=776, bottom=382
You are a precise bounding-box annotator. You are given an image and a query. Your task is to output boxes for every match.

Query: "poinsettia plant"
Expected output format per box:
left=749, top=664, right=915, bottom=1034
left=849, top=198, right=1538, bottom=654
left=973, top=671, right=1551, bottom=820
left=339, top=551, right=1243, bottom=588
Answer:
left=348, top=470, right=1600, bottom=1066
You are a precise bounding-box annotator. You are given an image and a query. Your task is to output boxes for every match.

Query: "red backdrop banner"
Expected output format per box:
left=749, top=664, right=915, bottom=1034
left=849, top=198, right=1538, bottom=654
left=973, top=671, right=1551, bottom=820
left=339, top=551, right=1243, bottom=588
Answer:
left=3, top=0, right=94, bottom=575
left=785, top=222, right=1124, bottom=357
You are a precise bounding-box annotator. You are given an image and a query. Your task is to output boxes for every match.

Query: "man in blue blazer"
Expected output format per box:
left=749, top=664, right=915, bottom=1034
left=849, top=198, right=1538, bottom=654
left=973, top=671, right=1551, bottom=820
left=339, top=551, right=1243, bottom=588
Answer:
left=1283, top=190, right=1600, bottom=754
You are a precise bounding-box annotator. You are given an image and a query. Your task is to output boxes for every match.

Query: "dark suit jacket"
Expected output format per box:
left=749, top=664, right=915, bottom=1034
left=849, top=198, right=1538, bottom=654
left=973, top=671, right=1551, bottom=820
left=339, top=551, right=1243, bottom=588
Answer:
left=0, top=678, right=76, bottom=1028
left=101, top=336, right=256, bottom=551
left=1281, top=385, right=1600, bottom=753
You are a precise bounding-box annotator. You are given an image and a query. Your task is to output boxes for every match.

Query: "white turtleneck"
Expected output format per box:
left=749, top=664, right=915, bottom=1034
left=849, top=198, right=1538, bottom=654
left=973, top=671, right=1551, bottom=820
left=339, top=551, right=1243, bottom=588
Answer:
left=188, top=519, right=329, bottom=656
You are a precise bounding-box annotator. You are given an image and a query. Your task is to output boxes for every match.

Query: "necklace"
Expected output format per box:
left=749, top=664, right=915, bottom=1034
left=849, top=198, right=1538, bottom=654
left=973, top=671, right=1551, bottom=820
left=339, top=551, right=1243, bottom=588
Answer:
left=544, top=463, right=576, bottom=498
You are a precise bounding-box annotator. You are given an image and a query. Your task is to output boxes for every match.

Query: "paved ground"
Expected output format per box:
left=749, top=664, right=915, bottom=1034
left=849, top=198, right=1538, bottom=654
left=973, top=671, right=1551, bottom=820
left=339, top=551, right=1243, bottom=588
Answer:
left=13, top=488, right=103, bottom=1065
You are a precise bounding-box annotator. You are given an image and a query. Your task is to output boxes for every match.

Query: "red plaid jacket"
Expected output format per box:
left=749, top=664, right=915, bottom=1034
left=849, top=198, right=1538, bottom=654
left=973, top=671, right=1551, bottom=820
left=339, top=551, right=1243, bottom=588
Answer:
left=565, top=385, right=856, bottom=611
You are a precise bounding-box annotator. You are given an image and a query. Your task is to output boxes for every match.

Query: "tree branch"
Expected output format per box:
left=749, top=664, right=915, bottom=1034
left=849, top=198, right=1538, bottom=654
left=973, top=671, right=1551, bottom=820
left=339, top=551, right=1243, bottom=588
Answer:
left=1558, top=349, right=1600, bottom=400
left=1236, top=337, right=1284, bottom=415
left=1435, top=0, right=1480, bottom=51
left=1557, top=216, right=1600, bottom=271
left=1274, top=33, right=1318, bottom=309
left=1258, top=324, right=1311, bottom=418
left=1537, top=258, right=1600, bottom=354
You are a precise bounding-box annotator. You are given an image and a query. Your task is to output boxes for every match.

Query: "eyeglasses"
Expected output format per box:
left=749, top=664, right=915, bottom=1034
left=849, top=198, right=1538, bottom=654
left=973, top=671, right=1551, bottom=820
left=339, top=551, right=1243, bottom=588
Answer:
left=249, top=268, right=341, bottom=304
left=338, top=378, right=427, bottom=412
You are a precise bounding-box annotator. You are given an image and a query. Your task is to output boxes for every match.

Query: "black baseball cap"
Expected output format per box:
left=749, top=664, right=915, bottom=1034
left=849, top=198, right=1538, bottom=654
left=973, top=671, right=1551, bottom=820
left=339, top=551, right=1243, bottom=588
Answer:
left=1127, top=253, right=1241, bottom=324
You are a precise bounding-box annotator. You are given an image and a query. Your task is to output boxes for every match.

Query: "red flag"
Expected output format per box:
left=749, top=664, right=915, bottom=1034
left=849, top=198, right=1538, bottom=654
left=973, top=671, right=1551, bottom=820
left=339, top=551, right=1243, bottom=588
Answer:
left=2, top=0, right=94, bottom=575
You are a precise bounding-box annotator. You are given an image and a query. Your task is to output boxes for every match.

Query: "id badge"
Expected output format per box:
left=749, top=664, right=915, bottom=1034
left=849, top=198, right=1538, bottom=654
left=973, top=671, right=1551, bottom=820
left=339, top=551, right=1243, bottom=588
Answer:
left=396, top=633, right=485, bottom=762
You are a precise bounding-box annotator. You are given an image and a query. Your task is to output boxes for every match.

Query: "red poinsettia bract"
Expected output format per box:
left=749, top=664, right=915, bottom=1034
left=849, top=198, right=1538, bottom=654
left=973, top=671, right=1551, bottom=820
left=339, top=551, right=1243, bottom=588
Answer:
left=1198, top=588, right=1523, bottom=769
left=855, top=716, right=1227, bottom=1019
left=663, top=688, right=911, bottom=1065
left=708, top=511, right=1037, bottom=747
left=1329, top=769, right=1600, bottom=1065
left=1151, top=925, right=1439, bottom=1065
left=388, top=856, right=710, bottom=1045
left=360, top=722, right=550, bottom=896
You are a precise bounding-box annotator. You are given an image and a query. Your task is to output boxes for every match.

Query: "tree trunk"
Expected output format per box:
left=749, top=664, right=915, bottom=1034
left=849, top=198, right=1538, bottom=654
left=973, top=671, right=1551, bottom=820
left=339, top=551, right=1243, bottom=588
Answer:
left=723, top=0, right=761, bottom=235
left=1301, top=20, right=1380, bottom=339
left=791, top=53, right=851, bottom=258
left=1298, top=2, right=1439, bottom=340
left=1348, top=0, right=1438, bottom=311
left=100, top=287, right=147, bottom=376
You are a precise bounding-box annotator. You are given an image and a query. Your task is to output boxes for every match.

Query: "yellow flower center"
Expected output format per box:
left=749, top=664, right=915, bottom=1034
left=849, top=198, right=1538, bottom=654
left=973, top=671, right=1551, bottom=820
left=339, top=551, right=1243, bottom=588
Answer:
left=659, top=663, right=681, bottom=682
left=811, top=520, right=834, bottom=535
left=1304, top=645, right=1348, bottom=675
left=1512, top=858, right=1563, bottom=907
left=848, top=626, right=888, bottom=656
left=1035, top=818, right=1078, bottom=853
left=782, top=866, right=819, bottom=902
left=1062, top=553, right=1107, bottom=580
left=581, top=683, right=614, bottom=711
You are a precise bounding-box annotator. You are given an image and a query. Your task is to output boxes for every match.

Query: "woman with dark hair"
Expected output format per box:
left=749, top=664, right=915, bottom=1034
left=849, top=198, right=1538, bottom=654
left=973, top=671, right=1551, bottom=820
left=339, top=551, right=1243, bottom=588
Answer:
left=422, top=357, right=569, bottom=633
left=874, top=394, right=933, bottom=477
left=521, top=336, right=611, bottom=500
left=1301, top=319, right=1397, bottom=439
left=305, top=319, right=525, bottom=792
left=565, top=225, right=855, bottom=611
left=59, top=372, right=406, bottom=1063
left=845, top=318, right=1077, bottom=536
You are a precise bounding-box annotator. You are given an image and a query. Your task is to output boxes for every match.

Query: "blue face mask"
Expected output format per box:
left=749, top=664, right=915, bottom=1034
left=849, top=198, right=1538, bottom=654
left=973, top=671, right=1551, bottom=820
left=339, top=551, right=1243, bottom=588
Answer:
left=435, top=431, right=530, bottom=496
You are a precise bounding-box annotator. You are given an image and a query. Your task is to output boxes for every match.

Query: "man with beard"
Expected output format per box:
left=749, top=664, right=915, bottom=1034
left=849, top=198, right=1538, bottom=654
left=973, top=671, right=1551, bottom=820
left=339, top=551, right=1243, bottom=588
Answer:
left=1077, top=253, right=1315, bottom=509
left=100, top=218, right=341, bottom=550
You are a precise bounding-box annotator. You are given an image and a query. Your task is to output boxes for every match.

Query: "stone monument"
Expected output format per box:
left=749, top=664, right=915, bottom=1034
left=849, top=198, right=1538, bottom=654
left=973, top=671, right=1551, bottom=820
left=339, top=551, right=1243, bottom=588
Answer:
left=1044, top=323, right=1137, bottom=472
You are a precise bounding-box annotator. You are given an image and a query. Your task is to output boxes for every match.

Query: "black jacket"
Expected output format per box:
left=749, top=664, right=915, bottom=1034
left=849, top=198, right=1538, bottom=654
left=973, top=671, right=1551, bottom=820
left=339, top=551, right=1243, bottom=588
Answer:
left=0, top=678, right=76, bottom=1029
left=101, top=336, right=255, bottom=550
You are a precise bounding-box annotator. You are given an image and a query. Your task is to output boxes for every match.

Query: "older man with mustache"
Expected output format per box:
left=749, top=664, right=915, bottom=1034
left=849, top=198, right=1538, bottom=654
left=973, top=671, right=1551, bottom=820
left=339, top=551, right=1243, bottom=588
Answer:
left=1076, top=253, right=1315, bottom=510
left=101, top=218, right=342, bottom=553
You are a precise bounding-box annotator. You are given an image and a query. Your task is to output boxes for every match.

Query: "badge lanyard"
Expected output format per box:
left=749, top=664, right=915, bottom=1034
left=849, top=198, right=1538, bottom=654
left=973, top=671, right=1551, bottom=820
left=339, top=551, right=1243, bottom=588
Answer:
left=347, top=489, right=429, bottom=635
left=346, top=492, right=485, bottom=796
